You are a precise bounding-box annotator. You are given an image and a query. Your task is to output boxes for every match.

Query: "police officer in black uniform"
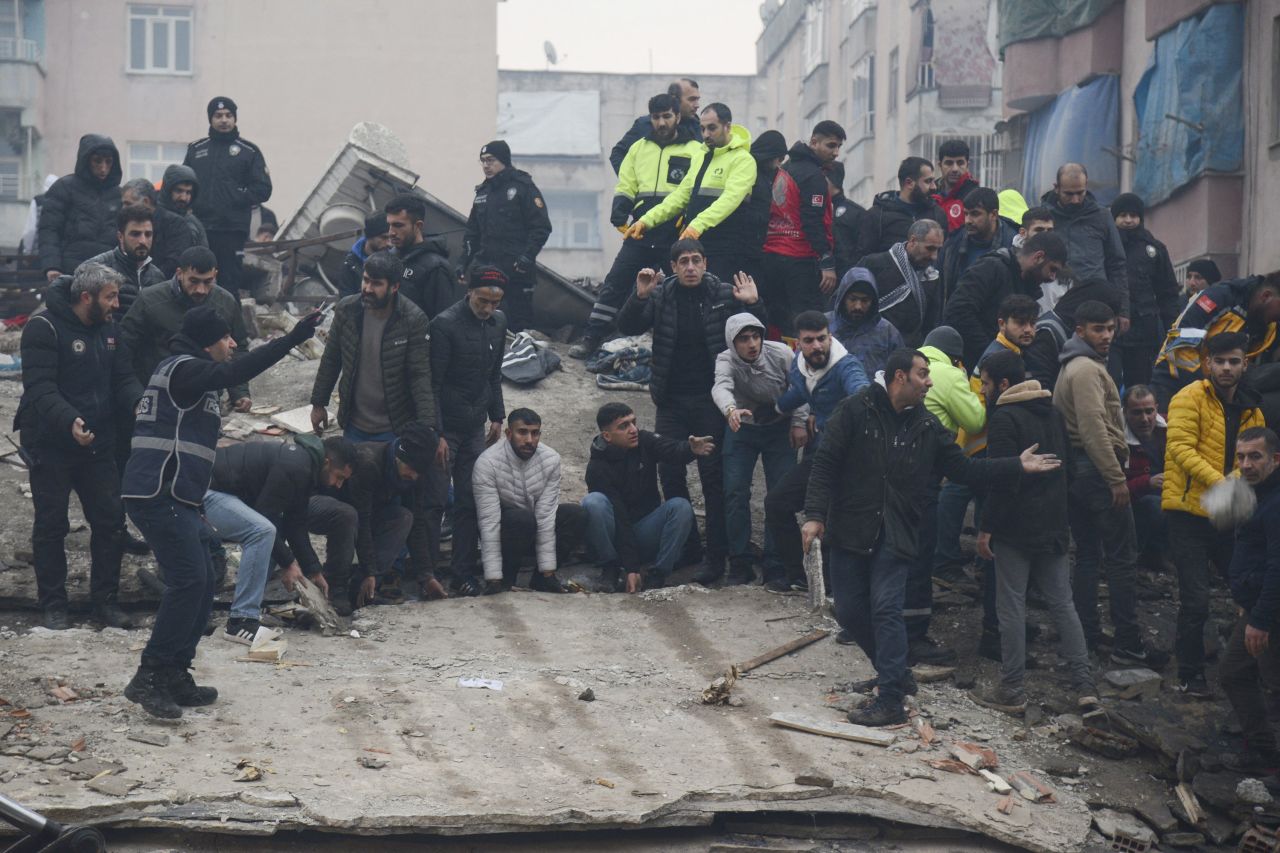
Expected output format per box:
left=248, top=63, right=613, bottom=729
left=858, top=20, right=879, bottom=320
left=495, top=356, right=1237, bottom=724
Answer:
left=460, top=141, right=552, bottom=333
left=183, top=96, right=272, bottom=299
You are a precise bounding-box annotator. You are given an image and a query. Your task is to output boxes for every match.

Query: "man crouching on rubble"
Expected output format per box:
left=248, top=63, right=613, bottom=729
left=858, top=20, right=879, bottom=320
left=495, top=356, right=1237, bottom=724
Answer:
left=121, top=305, right=322, bottom=718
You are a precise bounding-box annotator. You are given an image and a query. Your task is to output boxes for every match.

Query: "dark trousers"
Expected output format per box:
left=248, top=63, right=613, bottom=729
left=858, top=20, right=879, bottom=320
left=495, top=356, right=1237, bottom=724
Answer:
left=1220, top=613, right=1280, bottom=755
left=127, top=496, right=214, bottom=669
left=1067, top=456, right=1142, bottom=651
left=655, top=395, right=727, bottom=564
left=1168, top=510, right=1235, bottom=678
left=206, top=229, right=248, bottom=298
left=307, top=495, right=413, bottom=586
left=1110, top=318, right=1161, bottom=389
left=830, top=542, right=912, bottom=702
left=583, top=241, right=668, bottom=339
left=760, top=254, right=824, bottom=338
left=497, top=503, right=586, bottom=584
left=905, top=485, right=939, bottom=641
left=706, top=251, right=746, bottom=285
left=763, top=454, right=814, bottom=583
left=504, top=271, right=535, bottom=333
left=1132, top=492, right=1168, bottom=558
left=436, top=427, right=487, bottom=578
left=29, top=453, right=124, bottom=610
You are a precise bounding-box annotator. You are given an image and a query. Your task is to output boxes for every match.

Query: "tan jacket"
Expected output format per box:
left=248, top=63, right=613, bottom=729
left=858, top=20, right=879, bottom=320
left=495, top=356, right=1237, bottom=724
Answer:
left=1052, top=335, right=1127, bottom=486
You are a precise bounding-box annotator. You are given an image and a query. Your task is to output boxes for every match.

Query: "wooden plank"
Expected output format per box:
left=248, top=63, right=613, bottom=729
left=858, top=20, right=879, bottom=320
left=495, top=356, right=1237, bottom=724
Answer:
left=768, top=712, right=896, bottom=747
left=737, top=629, right=829, bottom=674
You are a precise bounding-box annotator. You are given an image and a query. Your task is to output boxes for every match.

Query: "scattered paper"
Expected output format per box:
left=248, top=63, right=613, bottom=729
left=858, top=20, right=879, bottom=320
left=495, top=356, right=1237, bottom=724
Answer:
left=458, top=677, right=504, bottom=691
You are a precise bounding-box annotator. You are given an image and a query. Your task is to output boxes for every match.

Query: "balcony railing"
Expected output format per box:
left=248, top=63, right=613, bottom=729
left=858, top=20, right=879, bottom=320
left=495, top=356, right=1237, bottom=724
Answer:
left=0, top=38, right=40, bottom=63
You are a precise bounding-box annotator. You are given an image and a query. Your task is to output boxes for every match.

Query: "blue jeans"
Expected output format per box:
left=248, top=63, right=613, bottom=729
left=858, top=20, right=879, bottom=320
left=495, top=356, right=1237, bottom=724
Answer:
left=126, top=496, right=215, bottom=669
left=581, top=493, right=693, bottom=580
left=830, top=542, right=912, bottom=701
left=343, top=424, right=397, bottom=444
left=203, top=490, right=277, bottom=620
left=722, top=420, right=796, bottom=574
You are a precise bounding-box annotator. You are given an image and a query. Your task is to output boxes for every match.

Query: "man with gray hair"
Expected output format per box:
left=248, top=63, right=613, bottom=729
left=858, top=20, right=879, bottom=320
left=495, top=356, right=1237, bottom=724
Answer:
left=855, top=219, right=945, bottom=348
left=15, top=263, right=143, bottom=630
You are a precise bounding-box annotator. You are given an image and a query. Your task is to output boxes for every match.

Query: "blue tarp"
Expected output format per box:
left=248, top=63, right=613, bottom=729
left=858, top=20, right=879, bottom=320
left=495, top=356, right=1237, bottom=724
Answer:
left=1132, top=4, right=1243, bottom=206
left=1021, top=75, right=1120, bottom=206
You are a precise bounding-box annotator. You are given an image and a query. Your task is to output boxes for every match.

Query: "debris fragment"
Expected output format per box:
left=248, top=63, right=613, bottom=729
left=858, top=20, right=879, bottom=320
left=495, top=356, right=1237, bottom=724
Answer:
left=62, top=758, right=124, bottom=780
left=1102, top=668, right=1162, bottom=700
left=925, top=758, right=977, bottom=776
left=794, top=771, right=834, bottom=788
left=593, top=777, right=615, bottom=789
left=457, top=677, right=504, bottom=691
left=803, top=538, right=825, bottom=610
left=25, top=745, right=66, bottom=762
left=1174, top=783, right=1203, bottom=825
left=86, top=774, right=139, bottom=797
left=577, top=688, right=595, bottom=702
left=948, top=741, right=998, bottom=771
left=911, top=664, right=955, bottom=684
left=357, top=756, right=386, bottom=770
left=700, top=669, right=737, bottom=705
left=69, top=737, right=85, bottom=752
left=1007, top=770, right=1055, bottom=803
left=703, top=630, right=829, bottom=703
left=49, top=686, right=79, bottom=702
left=914, top=717, right=936, bottom=746
left=294, top=574, right=348, bottom=633
left=1235, top=776, right=1273, bottom=805
left=768, top=712, right=895, bottom=747
left=233, top=760, right=263, bottom=782
left=239, top=790, right=297, bottom=808
left=1091, top=808, right=1156, bottom=851
left=1069, top=726, right=1139, bottom=759
left=127, top=731, right=170, bottom=747
left=995, top=794, right=1016, bottom=815
left=978, top=769, right=1011, bottom=794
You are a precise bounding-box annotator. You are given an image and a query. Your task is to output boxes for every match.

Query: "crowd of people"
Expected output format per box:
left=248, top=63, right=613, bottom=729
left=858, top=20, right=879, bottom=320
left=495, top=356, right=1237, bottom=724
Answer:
left=13, top=84, right=1280, bottom=789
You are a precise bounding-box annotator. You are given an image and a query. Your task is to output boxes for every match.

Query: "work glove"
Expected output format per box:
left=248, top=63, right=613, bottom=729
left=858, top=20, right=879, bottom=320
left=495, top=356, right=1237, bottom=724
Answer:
left=625, top=221, right=648, bottom=240
left=679, top=225, right=701, bottom=241
left=286, top=309, right=325, bottom=344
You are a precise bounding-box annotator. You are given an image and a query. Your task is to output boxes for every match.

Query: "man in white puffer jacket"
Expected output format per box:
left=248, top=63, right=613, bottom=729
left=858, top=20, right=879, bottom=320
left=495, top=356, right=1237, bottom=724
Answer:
left=472, top=407, right=585, bottom=594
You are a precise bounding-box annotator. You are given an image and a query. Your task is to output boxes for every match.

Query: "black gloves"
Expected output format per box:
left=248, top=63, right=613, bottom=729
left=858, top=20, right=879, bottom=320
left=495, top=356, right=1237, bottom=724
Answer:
left=286, top=309, right=324, bottom=344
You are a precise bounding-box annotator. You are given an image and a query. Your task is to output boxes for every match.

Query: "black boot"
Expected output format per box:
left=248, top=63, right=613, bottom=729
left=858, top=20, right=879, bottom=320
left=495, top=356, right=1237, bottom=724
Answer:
left=43, top=607, right=70, bottom=630
left=692, top=559, right=725, bottom=586
left=124, top=666, right=181, bottom=719
left=136, top=566, right=167, bottom=597
left=91, top=599, right=135, bottom=630
left=165, top=667, right=217, bottom=707
left=725, top=562, right=755, bottom=585
left=122, top=529, right=151, bottom=555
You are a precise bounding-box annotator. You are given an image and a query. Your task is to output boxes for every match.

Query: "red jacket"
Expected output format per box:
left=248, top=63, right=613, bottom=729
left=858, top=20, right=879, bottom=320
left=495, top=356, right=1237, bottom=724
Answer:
left=1124, top=418, right=1167, bottom=499
left=933, top=173, right=979, bottom=233
left=763, top=142, right=833, bottom=266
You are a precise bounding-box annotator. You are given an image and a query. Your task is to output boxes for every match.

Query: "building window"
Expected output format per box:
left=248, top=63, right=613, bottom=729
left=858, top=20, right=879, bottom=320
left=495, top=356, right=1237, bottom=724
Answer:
left=543, top=191, right=599, bottom=251
left=128, top=141, right=188, bottom=183
left=128, top=5, right=192, bottom=74
left=803, top=0, right=827, bottom=74
left=888, top=48, right=899, bottom=116
left=851, top=54, right=875, bottom=140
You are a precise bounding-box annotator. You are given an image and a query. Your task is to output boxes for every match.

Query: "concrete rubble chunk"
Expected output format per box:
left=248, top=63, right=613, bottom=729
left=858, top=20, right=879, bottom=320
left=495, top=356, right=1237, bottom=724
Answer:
left=1236, top=777, right=1273, bottom=805
left=238, top=790, right=299, bottom=809
left=1091, top=808, right=1156, bottom=848
left=61, top=758, right=125, bottom=780
left=1160, top=831, right=1205, bottom=848
left=1102, top=668, right=1162, bottom=699
left=127, top=731, right=170, bottom=747
left=25, top=745, right=66, bottom=762
left=1192, top=771, right=1244, bottom=811
left=85, top=775, right=139, bottom=797
left=793, top=772, right=834, bottom=788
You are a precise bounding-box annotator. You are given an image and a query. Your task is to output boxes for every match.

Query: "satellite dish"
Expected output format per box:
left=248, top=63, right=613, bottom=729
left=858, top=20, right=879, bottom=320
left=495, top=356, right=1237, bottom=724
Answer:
left=544, top=40, right=558, bottom=65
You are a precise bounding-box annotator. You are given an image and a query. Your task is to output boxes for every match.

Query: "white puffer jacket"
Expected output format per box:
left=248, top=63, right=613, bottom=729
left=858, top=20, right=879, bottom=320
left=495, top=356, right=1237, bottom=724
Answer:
left=472, top=439, right=562, bottom=580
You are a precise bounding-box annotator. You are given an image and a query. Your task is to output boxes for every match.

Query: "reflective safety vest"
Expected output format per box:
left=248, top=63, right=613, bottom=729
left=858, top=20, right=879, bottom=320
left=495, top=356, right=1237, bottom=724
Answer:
left=121, top=355, right=221, bottom=506
left=1155, top=298, right=1277, bottom=381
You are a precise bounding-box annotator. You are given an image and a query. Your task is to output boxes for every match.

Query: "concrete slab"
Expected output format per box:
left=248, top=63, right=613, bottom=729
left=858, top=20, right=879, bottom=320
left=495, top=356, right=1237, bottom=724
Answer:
left=0, top=587, right=1090, bottom=851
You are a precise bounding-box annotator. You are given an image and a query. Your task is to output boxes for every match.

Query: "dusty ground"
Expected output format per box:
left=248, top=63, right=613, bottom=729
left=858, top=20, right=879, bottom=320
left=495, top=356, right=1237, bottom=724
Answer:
left=0, top=331, right=1274, bottom=851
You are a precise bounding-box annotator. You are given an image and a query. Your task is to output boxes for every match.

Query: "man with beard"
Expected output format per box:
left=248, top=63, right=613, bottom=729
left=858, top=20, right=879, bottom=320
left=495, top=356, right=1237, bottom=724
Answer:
left=759, top=120, right=845, bottom=337
left=80, top=205, right=166, bottom=317
left=39, top=134, right=123, bottom=281
left=856, top=219, right=944, bottom=348
left=826, top=267, right=903, bottom=378
left=932, top=139, right=980, bottom=234
left=764, top=311, right=869, bottom=592
left=119, top=177, right=196, bottom=281
left=472, top=408, right=584, bottom=593
left=571, top=93, right=702, bottom=358
left=337, top=212, right=391, bottom=299
left=1109, top=193, right=1180, bottom=387
left=943, top=231, right=1067, bottom=369
left=120, top=246, right=252, bottom=410
left=385, top=195, right=456, bottom=320
left=609, top=78, right=702, bottom=174
left=855, top=156, right=947, bottom=257
left=159, top=164, right=207, bottom=256
left=1162, top=332, right=1265, bottom=697
left=936, top=187, right=1018, bottom=303
left=183, top=97, right=272, bottom=298
left=1042, top=163, right=1129, bottom=331
left=16, top=264, right=142, bottom=630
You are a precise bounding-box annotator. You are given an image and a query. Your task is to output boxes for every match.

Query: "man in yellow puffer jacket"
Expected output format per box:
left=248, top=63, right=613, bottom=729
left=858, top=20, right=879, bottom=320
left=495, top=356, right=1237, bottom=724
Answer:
left=627, top=103, right=756, bottom=283
left=1163, top=331, right=1266, bottom=697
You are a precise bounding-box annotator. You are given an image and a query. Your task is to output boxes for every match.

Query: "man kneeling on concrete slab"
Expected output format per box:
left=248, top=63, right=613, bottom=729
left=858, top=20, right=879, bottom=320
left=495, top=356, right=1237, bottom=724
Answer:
left=206, top=435, right=356, bottom=644
left=309, top=421, right=448, bottom=609
left=583, top=402, right=713, bottom=592
left=472, top=408, right=585, bottom=594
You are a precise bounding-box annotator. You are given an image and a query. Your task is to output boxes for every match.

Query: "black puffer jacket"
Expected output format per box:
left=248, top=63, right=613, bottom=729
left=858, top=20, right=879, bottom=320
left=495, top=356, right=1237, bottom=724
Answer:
left=183, top=128, right=272, bottom=233
left=1230, top=467, right=1280, bottom=632
left=79, top=247, right=166, bottom=317
left=855, top=190, right=947, bottom=258
left=159, top=164, right=208, bottom=250
left=832, top=197, right=866, bottom=279
left=310, top=293, right=437, bottom=433
left=942, top=248, right=1034, bottom=369
left=1117, top=226, right=1180, bottom=347
left=428, top=298, right=507, bottom=434
left=615, top=273, right=767, bottom=406
left=803, top=382, right=1022, bottom=558
left=15, top=276, right=141, bottom=460
left=37, top=134, right=122, bottom=274
left=461, top=168, right=552, bottom=275
left=397, top=235, right=458, bottom=320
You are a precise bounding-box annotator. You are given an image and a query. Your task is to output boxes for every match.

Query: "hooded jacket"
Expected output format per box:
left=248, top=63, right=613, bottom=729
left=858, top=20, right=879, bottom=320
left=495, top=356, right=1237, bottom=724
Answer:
left=338, top=235, right=372, bottom=298
left=1126, top=415, right=1167, bottom=500
left=1041, top=189, right=1129, bottom=316
left=310, top=292, right=437, bottom=434
left=981, top=380, right=1073, bottom=553
left=937, top=217, right=1018, bottom=306
left=612, top=121, right=701, bottom=248
left=38, top=134, right=123, bottom=274
left=920, top=345, right=986, bottom=436
left=609, top=112, right=702, bottom=174
left=473, top=439, right=564, bottom=580
left=712, top=313, right=808, bottom=428
left=1052, top=334, right=1128, bottom=486
left=461, top=167, right=553, bottom=274
left=638, top=124, right=758, bottom=254
left=803, top=382, right=1022, bottom=558
left=1229, top=467, right=1280, bottom=632
left=120, top=276, right=252, bottom=402
left=429, top=297, right=507, bottom=433
left=942, top=247, right=1035, bottom=369
left=209, top=437, right=324, bottom=576
left=933, top=173, right=980, bottom=232
left=1161, top=379, right=1265, bottom=517
left=855, top=190, right=947, bottom=258
left=857, top=248, right=941, bottom=348
left=585, top=430, right=695, bottom=571
left=397, top=235, right=458, bottom=321
left=1154, top=277, right=1279, bottom=395
left=79, top=246, right=166, bottom=317
left=159, top=164, right=208, bottom=251
left=775, top=337, right=870, bottom=440
left=1023, top=277, right=1125, bottom=391
left=763, top=142, right=833, bottom=265
left=15, top=275, right=141, bottom=460
left=832, top=197, right=866, bottom=278
left=184, top=128, right=272, bottom=233
left=1117, top=224, right=1180, bottom=344
left=826, top=269, right=904, bottom=377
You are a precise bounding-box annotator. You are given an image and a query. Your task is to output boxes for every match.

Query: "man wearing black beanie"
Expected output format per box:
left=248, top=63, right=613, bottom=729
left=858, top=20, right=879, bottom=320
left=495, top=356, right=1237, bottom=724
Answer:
left=1110, top=192, right=1180, bottom=386
left=460, top=141, right=552, bottom=332
left=183, top=96, right=272, bottom=300
left=120, top=304, right=323, bottom=719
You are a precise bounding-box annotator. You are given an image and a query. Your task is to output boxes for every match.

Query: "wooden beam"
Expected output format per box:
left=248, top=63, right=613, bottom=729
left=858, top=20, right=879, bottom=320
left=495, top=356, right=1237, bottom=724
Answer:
left=768, top=712, right=896, bottom=747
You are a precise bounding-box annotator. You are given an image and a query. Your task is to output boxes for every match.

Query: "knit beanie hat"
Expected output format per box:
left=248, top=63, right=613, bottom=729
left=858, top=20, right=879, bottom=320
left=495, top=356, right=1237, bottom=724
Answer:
left=751, top=130, right=787, bottom=162
left=1110, top=192, right=1144, bottom=220
left=468, top=265, right=508, bottom=290
left=923, top=325, right=965, bottom=362
left=1187, top=258, right=1222, bottom=285
left=480, top=140, right=512, bottom=167
left=394, top=421, right=439, bottom=474
left=207, top=96, right=238, bottom=122
left=183, top=305, right=232, bottom=348
left=363, top=212, right=389, bottom=238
